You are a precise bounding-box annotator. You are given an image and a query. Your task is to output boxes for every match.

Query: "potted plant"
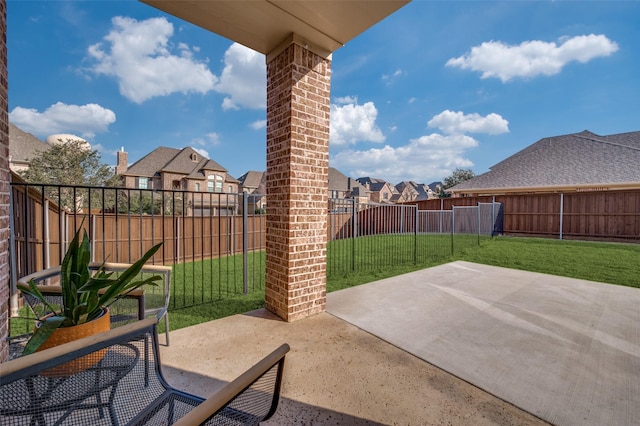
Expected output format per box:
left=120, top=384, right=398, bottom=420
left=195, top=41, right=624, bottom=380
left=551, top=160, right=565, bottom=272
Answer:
left=18, top=224, right=163, bottom=358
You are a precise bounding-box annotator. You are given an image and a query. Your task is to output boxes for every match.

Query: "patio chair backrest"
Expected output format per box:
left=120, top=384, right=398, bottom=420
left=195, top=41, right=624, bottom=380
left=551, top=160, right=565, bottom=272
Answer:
left=17, top=262, right=172, bottom=345
left=0, top=318, right=290, bottom=425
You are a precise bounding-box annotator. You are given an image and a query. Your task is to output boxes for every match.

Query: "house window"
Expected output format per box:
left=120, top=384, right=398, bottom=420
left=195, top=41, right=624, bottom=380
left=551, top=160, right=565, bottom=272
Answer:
left=138, top=177, right=148, bottom=190
left=208, top=175, right=224, bottom=192
left=195, top=183, right=200, bottom=192
left=383, top=192, right=389, bottom=200
left=172, top=180, right=181, bottom=190
left=190, top=153, right=198, bottom=162
left=228, top=185, right=233, bottom=193
left=331, top=190, right=339, bottom=199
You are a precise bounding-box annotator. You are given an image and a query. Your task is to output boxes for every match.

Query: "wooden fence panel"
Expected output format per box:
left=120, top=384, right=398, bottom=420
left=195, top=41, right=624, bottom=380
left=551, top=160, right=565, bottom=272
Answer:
left=12, top=183, right=640, bottom=282
left=406, top=190, right=639, bottom=241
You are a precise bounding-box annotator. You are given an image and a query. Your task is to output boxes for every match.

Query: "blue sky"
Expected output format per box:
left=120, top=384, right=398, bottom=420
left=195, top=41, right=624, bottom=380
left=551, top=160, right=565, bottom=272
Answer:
left=8, top=1, right=639, bottom=185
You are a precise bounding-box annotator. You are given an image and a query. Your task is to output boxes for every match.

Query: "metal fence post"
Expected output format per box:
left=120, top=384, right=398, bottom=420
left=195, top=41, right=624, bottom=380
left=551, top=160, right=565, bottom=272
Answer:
left=451, top=205, right=455, bottom=255
left=477, top=204, right=481, bottom=245
left=242, top=192, right=248, bottom=294
left=9, top=177, right=18, bottom=316
left=414, top=205, right=418, bottom=264
left=559, top=193, right=564, bottom=240
left=491, top=196, right=496, bottom=237
left=352, top=198, right=357, bottom=272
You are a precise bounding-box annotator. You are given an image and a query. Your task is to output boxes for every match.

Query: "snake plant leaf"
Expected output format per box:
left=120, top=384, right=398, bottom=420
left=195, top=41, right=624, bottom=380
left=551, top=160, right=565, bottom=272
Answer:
left=19, top=219, right=164, bottom=355
left=21, top=315, right=66, bottom=356
left=17, top=279, right=60, bottom=318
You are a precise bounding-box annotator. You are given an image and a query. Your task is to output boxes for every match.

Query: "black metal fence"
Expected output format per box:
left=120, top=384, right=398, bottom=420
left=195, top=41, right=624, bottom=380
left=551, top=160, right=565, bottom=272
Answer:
left=10, top=181, right=503, bottom=314
left=10, top=182, right=266, bottom=315
left=327, top=199, right=502, bottom=276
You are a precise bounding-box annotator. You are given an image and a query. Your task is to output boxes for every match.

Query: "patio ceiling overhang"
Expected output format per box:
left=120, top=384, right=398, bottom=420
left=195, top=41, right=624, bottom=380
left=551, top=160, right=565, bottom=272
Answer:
left=140, top=0, right=410, bottom=57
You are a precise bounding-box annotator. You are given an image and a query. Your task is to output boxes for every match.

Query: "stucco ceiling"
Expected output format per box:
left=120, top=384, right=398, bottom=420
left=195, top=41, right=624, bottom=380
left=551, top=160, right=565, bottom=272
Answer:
left=141, top=0, right=410, bottom=57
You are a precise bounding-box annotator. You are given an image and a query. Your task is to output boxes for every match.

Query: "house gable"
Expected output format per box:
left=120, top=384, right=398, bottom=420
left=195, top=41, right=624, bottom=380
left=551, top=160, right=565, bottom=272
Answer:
left=238, top=171, right=266, bottom=193
left=451, top=130, right=640, bottom=195
left=8, top=123, right=49, bottom=172
left=119, top=146, right=236, bottom=192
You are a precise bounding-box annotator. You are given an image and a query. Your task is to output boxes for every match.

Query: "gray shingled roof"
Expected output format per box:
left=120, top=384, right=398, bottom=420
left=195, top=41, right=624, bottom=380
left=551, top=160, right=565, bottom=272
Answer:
left=238, top=171, right=265, bottom=190
left=329, top=167, right=368, bottom=193
left=122, top=147, right=228, bottom=178
left=122, top=147, right=179, bottom=177
left=8, top=123, right=49, bottom=164
left=452, top=130, right=640, bottom=192
left=161, top=147, right=226, bottom=174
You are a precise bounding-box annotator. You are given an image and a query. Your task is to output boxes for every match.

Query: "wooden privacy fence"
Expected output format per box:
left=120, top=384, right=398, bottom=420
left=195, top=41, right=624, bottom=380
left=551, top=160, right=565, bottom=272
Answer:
left=10, top=181, right=266, bottom=284
left=409, top=190, right=640, bottom=242
left=11, top=181, right=639, bottom=308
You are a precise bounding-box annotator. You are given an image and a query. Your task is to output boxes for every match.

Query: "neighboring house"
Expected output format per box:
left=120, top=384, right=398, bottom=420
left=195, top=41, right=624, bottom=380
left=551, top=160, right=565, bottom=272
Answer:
left=237, top=171, right=266, bottom=194
left=357, top=177, right=396, bottom=203
left=391, top=183, right=416, bottom=203
left=117, top=146, right=239, bottom=215
left=8, top=123, right=49, bottom=173
left=328, top=167, right=369, bottom=202
left=237, top=171, right=267, bottom=212
left=428, top=181, right=444, bottom=196
left=237, top=168, right=371, bottom=212
left=395, top=181, right=438, bottom=202
left=450, top=130, right=640, bottom=196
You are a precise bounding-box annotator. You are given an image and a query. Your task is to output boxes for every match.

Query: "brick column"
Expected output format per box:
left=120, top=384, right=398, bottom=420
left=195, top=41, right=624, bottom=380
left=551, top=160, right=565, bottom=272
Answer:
left=0, top=0, right=9, bottom=361
left=265, top=35, right=331, bottom=321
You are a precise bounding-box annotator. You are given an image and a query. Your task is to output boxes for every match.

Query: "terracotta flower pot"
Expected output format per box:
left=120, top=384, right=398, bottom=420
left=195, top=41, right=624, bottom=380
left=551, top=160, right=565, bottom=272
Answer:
left=37, top=308, right=111, bottom=377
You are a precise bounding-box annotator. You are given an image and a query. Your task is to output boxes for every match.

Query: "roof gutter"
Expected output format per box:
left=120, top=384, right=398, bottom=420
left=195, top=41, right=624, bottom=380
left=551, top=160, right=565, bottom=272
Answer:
left=450, top=181, right=640, bottom=196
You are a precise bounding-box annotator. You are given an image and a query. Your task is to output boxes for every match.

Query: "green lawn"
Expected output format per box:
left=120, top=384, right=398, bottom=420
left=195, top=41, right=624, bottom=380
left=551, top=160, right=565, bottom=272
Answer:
left=456, top=236, right=640, bottom=288
left=12, top=235, right=639, bottom=336
left=167, top=235, right=640, bottom=330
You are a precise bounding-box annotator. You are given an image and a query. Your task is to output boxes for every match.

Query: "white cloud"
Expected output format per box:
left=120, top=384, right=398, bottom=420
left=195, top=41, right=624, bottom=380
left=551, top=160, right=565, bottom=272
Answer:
left=331, top=133, right=477, bottom=183
left=87, top=16, right=217, bottom=103
left=428, top=110, right=509, bottom=135
left=330, top=101, right=385, bottom=146
left=9, top=102, right=116, bottom=138
left=382, top=68, right=405, bottom=83
left=250, top=119, right=266, bottom=130
left=446, top=34, right=618, bottom=82
left=334, top=95, right=358, bottom=105
left=192, top=147, right=210, bottom=159
left=331, top=109, right=509, bottom=182
left=214, top=43, right=266, bottom=110
left=93, top=143, right=120, bottom=157
left=190, top=132, right=221, bottom=148
left=205, top=132, right=221, bottom=146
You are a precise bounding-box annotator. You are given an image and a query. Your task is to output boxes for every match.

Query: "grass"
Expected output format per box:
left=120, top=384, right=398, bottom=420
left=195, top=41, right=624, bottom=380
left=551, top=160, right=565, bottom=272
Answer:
left=168, top=235, right=640, bottom=330
left=327, top=233, right=486, bottom=291
left=12, top=235, right=639, bottom=337
left=455, top=236, right=640, bottom=288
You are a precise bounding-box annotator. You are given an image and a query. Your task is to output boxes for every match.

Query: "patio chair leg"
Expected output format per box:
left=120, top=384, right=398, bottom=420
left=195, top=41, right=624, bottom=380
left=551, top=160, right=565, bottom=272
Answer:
left=164, top=314, right=170, bottom=346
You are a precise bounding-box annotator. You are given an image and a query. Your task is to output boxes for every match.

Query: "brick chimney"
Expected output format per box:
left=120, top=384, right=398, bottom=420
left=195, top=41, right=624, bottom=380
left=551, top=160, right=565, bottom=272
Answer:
left=116, top=147, right=128, bottom=175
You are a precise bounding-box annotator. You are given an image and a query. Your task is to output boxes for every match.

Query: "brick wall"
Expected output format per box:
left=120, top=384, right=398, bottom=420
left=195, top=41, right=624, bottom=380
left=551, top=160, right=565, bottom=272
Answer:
left=0, top=0, right=9, bottom=362
left=115, top=150, right=128, bottom=175
left=265, top=38, right=331, bottom=321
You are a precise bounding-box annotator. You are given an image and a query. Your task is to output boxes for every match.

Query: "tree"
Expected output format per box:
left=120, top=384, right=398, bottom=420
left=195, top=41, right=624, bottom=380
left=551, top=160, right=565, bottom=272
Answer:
left=438, top=168, right=475, bottom=198
left=442, top=168, right=475, bottom=189
left=20, top=139, right=121, bottom=211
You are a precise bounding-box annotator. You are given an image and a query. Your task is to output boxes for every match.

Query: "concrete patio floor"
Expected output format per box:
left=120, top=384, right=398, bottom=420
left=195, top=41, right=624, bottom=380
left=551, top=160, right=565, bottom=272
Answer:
left=159, top=261, right=639, bottom=425
left=160, top=309, right=544, bottom=425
